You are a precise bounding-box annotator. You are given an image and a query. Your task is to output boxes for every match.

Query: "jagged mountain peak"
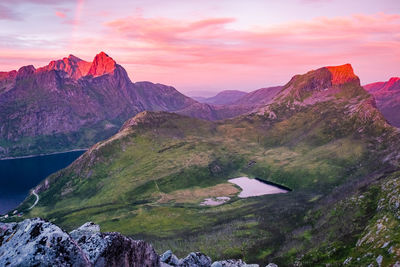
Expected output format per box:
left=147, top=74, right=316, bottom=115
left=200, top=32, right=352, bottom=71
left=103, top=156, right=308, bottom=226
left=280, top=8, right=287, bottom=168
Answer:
left=87, top=51, right=117, bottom=77
left=34, top=52, right=119, bottom=80
left=38, top=54, right=91, bottom=79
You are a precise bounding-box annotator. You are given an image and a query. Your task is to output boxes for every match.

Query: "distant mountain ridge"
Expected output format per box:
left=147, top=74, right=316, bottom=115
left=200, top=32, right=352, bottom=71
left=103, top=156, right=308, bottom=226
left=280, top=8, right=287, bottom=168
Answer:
left=194, top=90, right=247, bottom=105
left=364, top=77, right=400, bottom=127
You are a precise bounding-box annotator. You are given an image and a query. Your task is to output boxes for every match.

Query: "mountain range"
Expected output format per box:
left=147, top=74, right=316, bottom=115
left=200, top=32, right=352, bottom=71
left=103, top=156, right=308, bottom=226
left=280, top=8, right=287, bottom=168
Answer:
left=0, top=52, right=266, bottom=158
left=9, top=63, right=400, bottom=266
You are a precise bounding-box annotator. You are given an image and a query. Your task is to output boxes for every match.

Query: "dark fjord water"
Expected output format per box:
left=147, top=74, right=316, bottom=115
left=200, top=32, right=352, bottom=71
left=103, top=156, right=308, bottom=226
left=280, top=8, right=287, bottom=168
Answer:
left=0, top=150, right=85, bottom=214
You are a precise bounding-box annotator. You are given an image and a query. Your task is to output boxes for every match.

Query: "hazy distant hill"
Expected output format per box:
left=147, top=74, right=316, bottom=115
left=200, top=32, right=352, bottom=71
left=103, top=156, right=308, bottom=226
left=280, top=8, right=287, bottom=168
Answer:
left=194, top=90, right=247, bottom=105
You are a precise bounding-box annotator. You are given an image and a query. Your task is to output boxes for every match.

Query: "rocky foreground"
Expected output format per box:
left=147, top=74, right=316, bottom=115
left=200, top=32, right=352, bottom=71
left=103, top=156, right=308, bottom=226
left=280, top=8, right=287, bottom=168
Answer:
left=0, top=218, right=275, bottom=267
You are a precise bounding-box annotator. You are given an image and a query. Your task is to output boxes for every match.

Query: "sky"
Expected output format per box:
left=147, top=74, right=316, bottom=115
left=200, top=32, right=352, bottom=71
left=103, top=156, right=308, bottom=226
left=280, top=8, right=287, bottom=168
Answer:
left=0, top=0, right=399, bottom=96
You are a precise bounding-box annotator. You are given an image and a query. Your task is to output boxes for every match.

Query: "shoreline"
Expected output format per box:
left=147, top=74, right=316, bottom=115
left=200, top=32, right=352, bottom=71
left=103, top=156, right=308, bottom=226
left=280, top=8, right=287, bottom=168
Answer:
left=0, top=148, right=88, bottom=161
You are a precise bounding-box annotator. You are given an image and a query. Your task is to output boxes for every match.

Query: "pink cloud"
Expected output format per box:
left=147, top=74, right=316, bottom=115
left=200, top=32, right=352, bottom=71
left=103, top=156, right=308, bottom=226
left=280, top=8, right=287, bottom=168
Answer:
left=55, top=11, right=66, bottom=18
left=103, top=13, right=400, bottom=67
left=0, top=12, right=399, bottom=92
left=103, top=13, right=400, bottom=89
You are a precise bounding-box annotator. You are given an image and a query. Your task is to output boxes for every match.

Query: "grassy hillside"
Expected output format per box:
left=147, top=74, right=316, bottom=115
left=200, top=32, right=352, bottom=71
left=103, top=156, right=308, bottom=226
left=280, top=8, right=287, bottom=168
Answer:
left=16, top=66, right=400, bottom=265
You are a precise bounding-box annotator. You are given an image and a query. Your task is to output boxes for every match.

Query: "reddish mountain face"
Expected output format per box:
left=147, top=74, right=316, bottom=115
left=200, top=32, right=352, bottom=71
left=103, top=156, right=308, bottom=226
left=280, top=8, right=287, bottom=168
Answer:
left=364, top=77, right=400, bottom=127
left=326, top=64, right=359, bottom=86
left=273, top=64, right=365, bottom=104
left=37, top=55, right=91, bottom=80
left=87, top=52, right=118, bottom=77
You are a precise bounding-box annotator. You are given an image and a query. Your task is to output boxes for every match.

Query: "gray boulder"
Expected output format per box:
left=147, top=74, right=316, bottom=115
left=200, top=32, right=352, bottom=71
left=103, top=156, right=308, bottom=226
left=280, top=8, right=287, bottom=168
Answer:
left=212, top=259, right=260, bottom=266
left=179, top=252, right=212, bottom=267
left=70, top=221, right=160, bottom=267
left=160, top=250, right=260, bottom=267
left=0, top=218, right=159, bottom=267
left=160, top=251, right=211, bottom=267
left=0, top=218, right=90, bottom=267
left=160, top=250, right=180, bottom=266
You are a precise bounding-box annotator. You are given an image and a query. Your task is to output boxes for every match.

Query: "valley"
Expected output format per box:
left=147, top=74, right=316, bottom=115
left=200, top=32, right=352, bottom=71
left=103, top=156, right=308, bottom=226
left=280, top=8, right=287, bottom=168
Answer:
left=5, top=64, right=399, bottom=265
left=1, top=1, right=399, bottom=266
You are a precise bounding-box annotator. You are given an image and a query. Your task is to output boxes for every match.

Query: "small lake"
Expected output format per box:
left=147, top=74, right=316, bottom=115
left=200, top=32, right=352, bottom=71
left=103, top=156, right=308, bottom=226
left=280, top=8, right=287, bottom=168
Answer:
left=0, top=150, right=85, bottom=214
left=228, top=177, right=289, bottom=198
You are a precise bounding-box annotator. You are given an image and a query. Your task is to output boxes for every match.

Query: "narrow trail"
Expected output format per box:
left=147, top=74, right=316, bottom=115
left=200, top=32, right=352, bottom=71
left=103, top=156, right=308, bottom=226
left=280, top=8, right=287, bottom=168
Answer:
left=28, top=190, right=39, bottom=210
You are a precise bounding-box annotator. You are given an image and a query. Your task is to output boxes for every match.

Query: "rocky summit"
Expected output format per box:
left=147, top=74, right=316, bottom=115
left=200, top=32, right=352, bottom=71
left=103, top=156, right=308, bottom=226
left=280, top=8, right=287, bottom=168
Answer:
left=0, top=218, right=267, bottom=267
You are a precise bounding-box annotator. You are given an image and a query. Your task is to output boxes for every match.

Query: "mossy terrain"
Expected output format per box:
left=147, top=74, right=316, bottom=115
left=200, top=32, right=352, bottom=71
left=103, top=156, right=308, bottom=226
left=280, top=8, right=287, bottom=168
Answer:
left=13, top=69, right=400, bottom=265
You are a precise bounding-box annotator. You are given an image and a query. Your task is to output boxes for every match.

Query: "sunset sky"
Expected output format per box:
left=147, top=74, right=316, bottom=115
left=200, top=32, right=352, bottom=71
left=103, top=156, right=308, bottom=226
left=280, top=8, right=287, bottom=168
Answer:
left=0, top=0, right=399, bottom=96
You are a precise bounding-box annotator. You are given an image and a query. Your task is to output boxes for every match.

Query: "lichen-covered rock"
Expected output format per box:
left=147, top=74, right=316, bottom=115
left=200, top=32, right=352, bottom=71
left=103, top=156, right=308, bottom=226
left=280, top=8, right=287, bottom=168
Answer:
left=211, top=259, right=260, bottom=266
left=1, top=219, right=260, bottom=267
left=160, top=251, right=260, bottom=267
left=0, top=218, right=90, bottom=267
left=160, top=251, right=211, bottom=267
left=70, top=222, right=160, bottom=267
left=0, top=219, right=159, bottom=267
left=160, top=250, right=180, bottom=266
left=178, top=252, right=212, bottom=267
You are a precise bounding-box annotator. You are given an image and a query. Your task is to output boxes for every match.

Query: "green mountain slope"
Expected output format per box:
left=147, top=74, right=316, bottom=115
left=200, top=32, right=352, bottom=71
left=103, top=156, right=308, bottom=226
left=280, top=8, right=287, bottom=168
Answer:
left=17, top=64, right=400, bottom=265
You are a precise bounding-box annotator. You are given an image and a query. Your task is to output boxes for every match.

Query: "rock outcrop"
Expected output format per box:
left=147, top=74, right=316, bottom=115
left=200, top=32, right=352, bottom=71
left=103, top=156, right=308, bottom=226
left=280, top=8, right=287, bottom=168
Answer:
left=0, top=218, right=160, bottom=267
left=0, top=218, right=271, bottom=267
left=0, top=218, right=91, bottom=266
left=70, top=222, right=159, bottom=267
left=159, top=250, right=262, bottom=267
